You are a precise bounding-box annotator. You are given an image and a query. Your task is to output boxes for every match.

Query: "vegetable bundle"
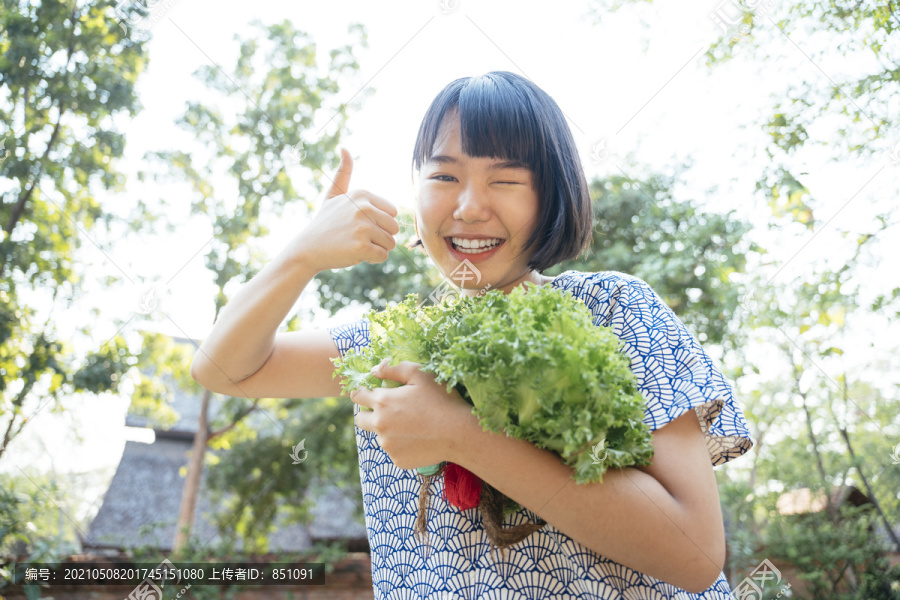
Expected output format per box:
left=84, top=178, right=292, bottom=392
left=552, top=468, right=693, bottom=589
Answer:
left=332, top=282, right=654, bottom=548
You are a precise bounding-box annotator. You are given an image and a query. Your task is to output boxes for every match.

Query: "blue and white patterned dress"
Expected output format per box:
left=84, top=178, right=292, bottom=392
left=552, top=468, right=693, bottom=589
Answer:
left=328, top=270, right=753, bottom=600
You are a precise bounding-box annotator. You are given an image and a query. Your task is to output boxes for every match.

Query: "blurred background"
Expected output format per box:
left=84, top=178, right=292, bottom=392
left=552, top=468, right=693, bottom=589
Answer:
left=1, top=0, right=899, bottom=597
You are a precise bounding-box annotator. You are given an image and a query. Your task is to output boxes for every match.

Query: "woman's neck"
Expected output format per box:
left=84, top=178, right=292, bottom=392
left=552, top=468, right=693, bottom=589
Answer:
left=463, top=270, right=551, bottom=296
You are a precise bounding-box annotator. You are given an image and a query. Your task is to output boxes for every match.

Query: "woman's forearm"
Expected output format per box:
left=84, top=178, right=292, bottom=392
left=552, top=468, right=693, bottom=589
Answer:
left=443, top=405, right=724, bottom=593
left=190, top=245, right=319, bottom=387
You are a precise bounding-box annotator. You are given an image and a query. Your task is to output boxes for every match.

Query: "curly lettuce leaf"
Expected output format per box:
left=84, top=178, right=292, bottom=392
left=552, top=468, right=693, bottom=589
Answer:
left=331, top=284, right=655, bottom=484
left=426, top=283, right=653, bottom=484
left=331, top=293, right=472, bottom=395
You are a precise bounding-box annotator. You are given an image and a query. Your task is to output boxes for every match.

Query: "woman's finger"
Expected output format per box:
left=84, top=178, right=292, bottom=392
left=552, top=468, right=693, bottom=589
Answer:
left=364, top=191, right=399, bottom=219
left=341, top=191, right=398, bottom=237
left=349, top=387, right=374, bottom=410
left=354, top=408, right=374, bottom=433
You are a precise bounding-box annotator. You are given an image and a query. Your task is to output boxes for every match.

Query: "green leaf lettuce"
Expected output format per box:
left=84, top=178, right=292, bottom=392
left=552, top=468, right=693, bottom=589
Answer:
left=332, top=283, right=654, bottom=483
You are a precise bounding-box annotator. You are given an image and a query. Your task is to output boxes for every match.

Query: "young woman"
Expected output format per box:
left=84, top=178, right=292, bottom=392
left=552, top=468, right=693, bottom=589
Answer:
left=191, top=71, right=753, bottom=599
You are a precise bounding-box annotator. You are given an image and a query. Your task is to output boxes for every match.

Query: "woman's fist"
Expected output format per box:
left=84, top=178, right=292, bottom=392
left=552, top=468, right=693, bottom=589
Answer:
left=289, top=148, right=401, bottom=272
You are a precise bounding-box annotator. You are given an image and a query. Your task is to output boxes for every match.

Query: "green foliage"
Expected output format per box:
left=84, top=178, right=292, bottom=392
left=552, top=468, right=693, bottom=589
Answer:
left=871, top=285, right=900, bottom=319
left=551, top=171, right=756, bottom=348
left=757, top=167, right=814, bottom=230
left=203, top=397, right=362, bottom=554
left=0, top=0, right=151, bottom=456
left=716, top=472, right=759, bottom=579
left=0, top=472, right=79, bottom=597
left=764, top=505, right=900, bottom=599
left=127, top=332, right=207, bottom=429
left=584, top=2, right=900, bottom=589
left=333, top=285, right=654, bottom=485
left=71, top=334, right=134, bottom=394
left=708, top=0, right=896, bottom=158
left=724, top=240, right=900, bottom=591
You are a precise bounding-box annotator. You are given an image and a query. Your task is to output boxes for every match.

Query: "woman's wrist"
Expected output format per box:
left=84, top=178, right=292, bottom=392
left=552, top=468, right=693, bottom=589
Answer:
left=277, top=238, right=321, bottom=281
left=443, top=401, right=481, bottom=465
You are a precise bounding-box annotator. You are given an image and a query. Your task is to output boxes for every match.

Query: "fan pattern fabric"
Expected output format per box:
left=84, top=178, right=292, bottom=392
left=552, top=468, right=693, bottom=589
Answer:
left=328, top=270, right=752, bottom=599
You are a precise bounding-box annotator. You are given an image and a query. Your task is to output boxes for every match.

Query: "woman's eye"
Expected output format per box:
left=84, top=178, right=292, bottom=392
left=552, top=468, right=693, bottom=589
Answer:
left=428, top=175, right=521, bottom=184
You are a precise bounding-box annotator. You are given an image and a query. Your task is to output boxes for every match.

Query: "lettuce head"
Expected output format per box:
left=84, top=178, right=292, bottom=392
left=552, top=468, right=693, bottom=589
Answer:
left=332, top=283, right=654, bottom=484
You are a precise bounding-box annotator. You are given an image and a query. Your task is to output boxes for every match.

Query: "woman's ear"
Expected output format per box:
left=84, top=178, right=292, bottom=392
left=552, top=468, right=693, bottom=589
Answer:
left=404, top=213, right=425, bottom=251
left=406, top=184, right=428, bottom=253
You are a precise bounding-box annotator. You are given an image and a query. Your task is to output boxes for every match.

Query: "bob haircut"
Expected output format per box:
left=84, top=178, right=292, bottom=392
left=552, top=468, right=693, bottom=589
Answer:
left=409, top=71, right=593, bottom=273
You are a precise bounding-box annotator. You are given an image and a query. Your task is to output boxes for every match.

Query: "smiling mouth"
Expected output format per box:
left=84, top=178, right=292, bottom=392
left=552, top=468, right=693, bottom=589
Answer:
left=446, top=237, right=505, bottom=254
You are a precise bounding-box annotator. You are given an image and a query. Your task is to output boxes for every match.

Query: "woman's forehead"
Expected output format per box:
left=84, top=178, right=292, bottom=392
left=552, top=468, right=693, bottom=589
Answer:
left=431, top=112, right=461, bottom=151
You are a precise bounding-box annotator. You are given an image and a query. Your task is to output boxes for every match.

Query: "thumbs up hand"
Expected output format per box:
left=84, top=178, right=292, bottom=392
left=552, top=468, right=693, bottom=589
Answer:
left=290, top=148, right=401, bottom=273
left=324, top=146, right=355, bottom=200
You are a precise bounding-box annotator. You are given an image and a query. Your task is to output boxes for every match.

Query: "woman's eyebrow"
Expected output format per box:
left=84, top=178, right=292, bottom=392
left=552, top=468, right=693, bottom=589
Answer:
left=489, top=160, right=530, bottom=171
left=425, top=155, right=458, bottom=167
left=426, top=155, right=530, bottom=171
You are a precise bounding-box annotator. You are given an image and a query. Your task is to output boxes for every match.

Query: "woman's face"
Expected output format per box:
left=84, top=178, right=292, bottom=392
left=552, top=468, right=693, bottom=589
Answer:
left=415, top=113, right=544, bottom=295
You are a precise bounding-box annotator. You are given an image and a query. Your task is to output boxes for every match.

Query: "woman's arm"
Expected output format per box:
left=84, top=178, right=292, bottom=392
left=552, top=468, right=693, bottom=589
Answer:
left=352, top=360, right=725, bottom=592
left=190, top=248, right=321, bottom=391
left=190, top=148, right=400, bottom=397
left=445, top=406, right=725, bottom=593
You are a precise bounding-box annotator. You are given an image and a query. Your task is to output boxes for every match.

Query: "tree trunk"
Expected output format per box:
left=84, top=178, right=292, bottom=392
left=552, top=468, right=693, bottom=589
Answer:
left=838, top=426, right=900, bottom=553
left=800, top=391, right=834, bottom=517
left=173, top=387, right=211, bottom=554
left=747, top=419, right=769, bottom=542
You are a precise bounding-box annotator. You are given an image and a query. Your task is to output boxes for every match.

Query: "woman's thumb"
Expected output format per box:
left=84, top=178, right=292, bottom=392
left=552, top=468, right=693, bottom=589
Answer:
left=326, top=147, right=353, bottom=199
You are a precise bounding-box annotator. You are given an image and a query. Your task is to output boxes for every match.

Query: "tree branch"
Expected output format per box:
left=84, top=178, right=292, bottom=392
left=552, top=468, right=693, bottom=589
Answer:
left=0, top=413, right=18, bottom=461
left=209, top=400, right=260, bottom=439
left=787, top=342, right=834, bottom=516
left=3, top=107, right=64, bottom=237
left=837, top=424, right=900, bottom=553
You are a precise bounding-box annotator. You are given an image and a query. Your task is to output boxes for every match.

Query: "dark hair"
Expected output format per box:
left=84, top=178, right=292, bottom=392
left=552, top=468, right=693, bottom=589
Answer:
left=408, top=71, right=593, bottom=273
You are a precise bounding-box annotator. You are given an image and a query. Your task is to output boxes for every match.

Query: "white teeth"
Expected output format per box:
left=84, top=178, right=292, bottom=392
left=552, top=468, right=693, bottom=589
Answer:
left=455, top=245, right=498, bottom=254
left=450, top=237, right=502, bottom=249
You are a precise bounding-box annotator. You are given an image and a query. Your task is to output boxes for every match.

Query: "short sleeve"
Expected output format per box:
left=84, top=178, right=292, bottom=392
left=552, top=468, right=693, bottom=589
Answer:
left=590, top=273, right=753, bottom=466
left=327, top=317, right=371, bottom=357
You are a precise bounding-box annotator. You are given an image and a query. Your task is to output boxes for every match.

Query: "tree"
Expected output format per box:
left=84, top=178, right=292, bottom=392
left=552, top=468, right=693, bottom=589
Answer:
left=202, top=395, right=363, bottom=554
left=0, top=0, right=152, bottom=461
left=139, top=18, right=370, bottom=553
left=590, top=0, right=898, bottom=168
left=549, top=170, right=757, bottom=348
left=708, top=212, right=900, bottom=595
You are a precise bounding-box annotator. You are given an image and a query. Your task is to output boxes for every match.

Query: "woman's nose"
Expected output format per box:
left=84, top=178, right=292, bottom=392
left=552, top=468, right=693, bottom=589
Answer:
left=452, top=184, right=490, bottom=222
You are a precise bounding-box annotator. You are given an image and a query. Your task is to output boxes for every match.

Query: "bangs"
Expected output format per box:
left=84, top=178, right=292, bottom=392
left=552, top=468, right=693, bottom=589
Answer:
left=412, top=75, right=544, bottom=177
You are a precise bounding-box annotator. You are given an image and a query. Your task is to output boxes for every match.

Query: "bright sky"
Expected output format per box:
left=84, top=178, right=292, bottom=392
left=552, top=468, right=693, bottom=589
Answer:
left=4, top=0, right=899, bottom=527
